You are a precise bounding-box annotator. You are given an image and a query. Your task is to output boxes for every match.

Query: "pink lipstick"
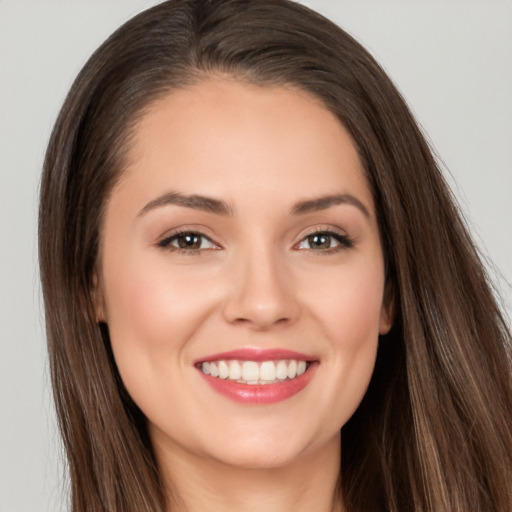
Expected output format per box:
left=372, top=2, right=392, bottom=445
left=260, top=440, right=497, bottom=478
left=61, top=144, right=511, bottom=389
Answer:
left=195, top=348, right=318, bottom=404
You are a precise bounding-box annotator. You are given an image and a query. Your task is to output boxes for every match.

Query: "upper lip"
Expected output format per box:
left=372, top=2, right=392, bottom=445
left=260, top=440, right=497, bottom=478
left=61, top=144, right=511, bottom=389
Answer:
left=194, top=348, right=316, bottom=364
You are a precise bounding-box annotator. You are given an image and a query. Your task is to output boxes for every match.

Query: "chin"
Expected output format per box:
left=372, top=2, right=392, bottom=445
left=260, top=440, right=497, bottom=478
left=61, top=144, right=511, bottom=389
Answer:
left=199, top=426, right=323, bottom=470
left=209, top=447, right=304, bottom=470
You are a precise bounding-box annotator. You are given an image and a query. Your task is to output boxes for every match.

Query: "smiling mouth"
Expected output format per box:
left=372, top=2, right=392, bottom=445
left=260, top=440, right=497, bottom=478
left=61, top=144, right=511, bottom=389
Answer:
left=197, top=359, right=311, bottom=384
left=195, top=348, right=318, bottom=404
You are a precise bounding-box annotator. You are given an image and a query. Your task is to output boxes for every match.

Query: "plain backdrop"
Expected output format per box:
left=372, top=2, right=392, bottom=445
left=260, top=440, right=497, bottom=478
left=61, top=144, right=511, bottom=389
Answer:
left=1, top=1, right=511, bottom=511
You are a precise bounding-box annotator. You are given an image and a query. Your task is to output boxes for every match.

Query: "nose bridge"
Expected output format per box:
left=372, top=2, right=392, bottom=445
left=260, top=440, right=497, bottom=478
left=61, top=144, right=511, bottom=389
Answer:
left=223, top=238, right=298, bottom=328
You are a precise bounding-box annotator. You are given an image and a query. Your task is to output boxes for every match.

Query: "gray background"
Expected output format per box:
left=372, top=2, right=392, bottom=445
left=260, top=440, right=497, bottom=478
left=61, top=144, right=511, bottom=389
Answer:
left=1, top=1, right=511, bottom=510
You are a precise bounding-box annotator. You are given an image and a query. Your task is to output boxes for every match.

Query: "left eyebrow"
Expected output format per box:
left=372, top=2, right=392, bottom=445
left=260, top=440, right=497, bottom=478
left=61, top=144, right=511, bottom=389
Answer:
left=290, top=194, right=370, bottom=218
left=137, top=191, right=233, bottom=217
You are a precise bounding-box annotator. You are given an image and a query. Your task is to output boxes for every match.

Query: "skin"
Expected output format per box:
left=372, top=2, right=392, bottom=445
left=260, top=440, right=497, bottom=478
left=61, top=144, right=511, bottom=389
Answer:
left=96, top=79, right=392, bottom=512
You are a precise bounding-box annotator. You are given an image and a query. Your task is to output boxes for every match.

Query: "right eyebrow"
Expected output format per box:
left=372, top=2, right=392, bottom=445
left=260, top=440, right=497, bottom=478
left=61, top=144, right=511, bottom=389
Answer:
left=290, top=193, right=370, bottom=218
left=137, top=191, right=233, bottom=217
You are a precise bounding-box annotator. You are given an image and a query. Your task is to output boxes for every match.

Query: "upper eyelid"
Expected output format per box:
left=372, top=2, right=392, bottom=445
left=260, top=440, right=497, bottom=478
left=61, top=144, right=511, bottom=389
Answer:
left=157, top=227, right=217, bottom=244
left=296, top=225, right=349, bottom=240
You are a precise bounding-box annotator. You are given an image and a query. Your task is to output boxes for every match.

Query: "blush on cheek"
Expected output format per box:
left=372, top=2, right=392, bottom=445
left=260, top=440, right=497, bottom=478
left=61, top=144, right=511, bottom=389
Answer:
left=322, top=278, right=384, bottom=344
left=106, top=255, right=220, bottom=361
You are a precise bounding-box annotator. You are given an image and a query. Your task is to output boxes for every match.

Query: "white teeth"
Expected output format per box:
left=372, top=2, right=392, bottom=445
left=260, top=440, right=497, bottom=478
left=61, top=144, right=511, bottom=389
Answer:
left=260, top=361, right=276, bottom=381
left=276, top=361, right=288, bottom=380
left=242, top=361, right=259, bottom=381
left=287, top=360, right=297, bottom=379
left=209, top=362, right=219, bottom=377
left=201, top=359, right=310, bottom=383
left=229, top=360, right=242, bottom=380
left=218, top=360, right=229, bottom=379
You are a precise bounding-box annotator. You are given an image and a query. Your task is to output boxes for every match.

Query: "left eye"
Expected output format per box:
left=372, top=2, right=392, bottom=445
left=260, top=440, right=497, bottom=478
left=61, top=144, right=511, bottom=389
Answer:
left=159, top=232, right=217, bottom=251
left=297, top=232, right=350, bottom=251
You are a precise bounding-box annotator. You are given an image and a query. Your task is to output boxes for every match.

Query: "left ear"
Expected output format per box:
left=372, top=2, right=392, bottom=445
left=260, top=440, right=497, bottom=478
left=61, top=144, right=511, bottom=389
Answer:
left=379, top=283, right=395, bottom=335
left=379, top=305, right=393, bottom=335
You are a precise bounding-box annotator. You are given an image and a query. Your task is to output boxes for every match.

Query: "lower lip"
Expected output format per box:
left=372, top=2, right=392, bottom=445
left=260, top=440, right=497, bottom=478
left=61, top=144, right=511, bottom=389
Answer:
left=198, top=363, right=317, bottom=404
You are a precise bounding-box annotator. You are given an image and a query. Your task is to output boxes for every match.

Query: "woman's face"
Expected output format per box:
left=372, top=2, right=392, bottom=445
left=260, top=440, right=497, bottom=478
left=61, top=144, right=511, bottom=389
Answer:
left=97, top=79, right=391, bottom=471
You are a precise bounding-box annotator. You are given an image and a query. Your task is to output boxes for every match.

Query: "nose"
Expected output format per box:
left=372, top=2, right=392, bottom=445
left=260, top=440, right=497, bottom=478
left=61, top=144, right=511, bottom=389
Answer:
left=222, top=245, right=300, bottom=330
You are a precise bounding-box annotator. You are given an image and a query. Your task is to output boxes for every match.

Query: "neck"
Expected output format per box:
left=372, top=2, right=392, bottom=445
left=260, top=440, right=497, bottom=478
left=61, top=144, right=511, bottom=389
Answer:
left=155, top=433, right=344, bottom=512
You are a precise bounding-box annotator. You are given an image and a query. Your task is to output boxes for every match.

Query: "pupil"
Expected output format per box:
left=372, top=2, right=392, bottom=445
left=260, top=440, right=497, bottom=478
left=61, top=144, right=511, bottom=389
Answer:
left=309, top=234, right=330, bottom=249
left=178, top=234, right=200, bottom=249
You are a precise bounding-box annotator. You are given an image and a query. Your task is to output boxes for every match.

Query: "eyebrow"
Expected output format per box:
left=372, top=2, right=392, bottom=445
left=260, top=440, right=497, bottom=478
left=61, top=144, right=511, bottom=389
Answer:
left=138, top=191, right=370, bottom=218
left=138, top=192, right=233, bottom=217
left=290, top=194, right=370, bottom=218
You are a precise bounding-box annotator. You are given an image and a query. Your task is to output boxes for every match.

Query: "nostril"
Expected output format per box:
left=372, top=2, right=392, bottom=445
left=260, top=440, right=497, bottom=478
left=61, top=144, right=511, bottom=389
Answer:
left=229, top=315, right=291, bottom=330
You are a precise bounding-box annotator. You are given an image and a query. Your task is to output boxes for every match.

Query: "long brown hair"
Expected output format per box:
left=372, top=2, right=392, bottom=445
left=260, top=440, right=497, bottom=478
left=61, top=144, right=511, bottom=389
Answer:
left=39, top=1, right=512, bottom=510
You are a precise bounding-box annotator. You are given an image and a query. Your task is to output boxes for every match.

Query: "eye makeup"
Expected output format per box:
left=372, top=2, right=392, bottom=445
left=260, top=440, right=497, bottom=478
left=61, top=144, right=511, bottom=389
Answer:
left=156, top=226, right=355, bottom=256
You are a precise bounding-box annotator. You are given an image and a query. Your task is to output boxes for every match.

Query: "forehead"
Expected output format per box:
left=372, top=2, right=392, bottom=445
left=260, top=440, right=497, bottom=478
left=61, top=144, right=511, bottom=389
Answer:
left=116, top=79, right=373, bottom=216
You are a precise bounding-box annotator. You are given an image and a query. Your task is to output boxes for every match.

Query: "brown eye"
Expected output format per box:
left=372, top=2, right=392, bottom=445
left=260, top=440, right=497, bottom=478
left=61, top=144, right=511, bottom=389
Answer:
left=158, top=231, right=217, bottom=252
left=307, top=234, right=332, bottom=249
left=297, top=231, right=354, bottom=252
left=176, top=233, right=202, bottom=249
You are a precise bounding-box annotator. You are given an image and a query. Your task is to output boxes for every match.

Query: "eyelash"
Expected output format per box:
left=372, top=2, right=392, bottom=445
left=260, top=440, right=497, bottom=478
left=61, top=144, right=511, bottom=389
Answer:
left=157, top=229, right=354, bottom=255
left=296, top=229, right=354, bottom=254
left=157, top=229, right=217, bottom=255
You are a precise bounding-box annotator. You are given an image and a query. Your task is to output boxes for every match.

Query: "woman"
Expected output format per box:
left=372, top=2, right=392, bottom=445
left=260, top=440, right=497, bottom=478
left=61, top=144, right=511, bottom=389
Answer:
left=38, top=0, right=512, bottom=511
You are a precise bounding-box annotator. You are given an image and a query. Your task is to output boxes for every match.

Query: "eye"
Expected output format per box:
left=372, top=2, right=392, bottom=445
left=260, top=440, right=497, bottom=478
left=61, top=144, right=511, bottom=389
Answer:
left=296, top=231, right=353, bottom=252
left=158, top=231, right=218, bottom=252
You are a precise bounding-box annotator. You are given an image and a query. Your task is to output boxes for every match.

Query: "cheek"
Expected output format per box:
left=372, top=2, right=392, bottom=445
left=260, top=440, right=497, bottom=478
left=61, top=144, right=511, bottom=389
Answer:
left=314, top=256, right=385, bottom=345
left=305, top=256, right=384, bottom=416
left=104, top=248, right=214, bottom=339
left=100, top=249, right=217, bottom=398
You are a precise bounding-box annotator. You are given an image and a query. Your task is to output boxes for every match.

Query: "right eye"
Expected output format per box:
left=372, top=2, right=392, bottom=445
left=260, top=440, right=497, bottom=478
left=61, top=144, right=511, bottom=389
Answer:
left=158, top=231, right=218, bottom=253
